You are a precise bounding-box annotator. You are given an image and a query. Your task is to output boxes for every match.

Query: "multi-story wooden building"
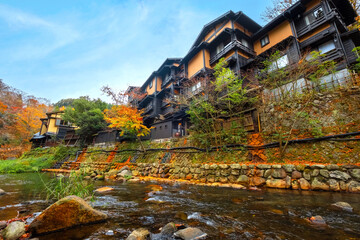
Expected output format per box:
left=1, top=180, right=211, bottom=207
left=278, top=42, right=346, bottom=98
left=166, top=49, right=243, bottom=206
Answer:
left=30, top=111, right=79, bottom=148
left=131, top=0, right=359, bottom=140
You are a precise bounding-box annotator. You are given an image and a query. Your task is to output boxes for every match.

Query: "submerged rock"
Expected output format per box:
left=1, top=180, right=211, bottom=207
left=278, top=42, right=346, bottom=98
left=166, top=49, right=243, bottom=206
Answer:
left=1, top=221, right=25, bottom=240
left=0, top=188, right=6, bottom=196
left=174, top=227, right=207, bottom=240
left=28, top=195, right=108, bottom=235
left=306, top=215, right=327, bottom=227
left=331, top=202, right=353, bottom=212
left=95, top=187, right=114, bottom=193
left=0, top=220, right=7, bottom=230
left=160, top=222, right=177, bottom=236
left=126, top=228, right=150, bottom=240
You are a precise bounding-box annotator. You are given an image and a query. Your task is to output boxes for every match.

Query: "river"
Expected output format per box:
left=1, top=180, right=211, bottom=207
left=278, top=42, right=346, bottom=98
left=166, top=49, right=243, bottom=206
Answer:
left=1, top=173, right=360, bottom=239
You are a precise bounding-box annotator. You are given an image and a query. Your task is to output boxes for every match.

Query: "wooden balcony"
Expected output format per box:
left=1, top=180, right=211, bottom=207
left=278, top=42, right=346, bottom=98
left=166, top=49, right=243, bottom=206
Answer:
left=144, top=104, right=153, bottom=113
left=161, top=74, right=175, bottom=87
left=210, top=40, right=256, bottom=65
left=297, top=9, right=344, bottom=38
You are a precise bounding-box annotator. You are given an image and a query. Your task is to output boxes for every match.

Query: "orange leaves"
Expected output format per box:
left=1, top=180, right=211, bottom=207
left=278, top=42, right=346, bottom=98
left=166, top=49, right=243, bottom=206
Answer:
left=103, top=105, right=151, bottom=137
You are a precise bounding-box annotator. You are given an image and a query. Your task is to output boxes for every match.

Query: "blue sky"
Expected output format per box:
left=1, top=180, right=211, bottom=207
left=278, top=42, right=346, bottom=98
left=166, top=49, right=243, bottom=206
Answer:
left=0, top=0, right=271, bottom=104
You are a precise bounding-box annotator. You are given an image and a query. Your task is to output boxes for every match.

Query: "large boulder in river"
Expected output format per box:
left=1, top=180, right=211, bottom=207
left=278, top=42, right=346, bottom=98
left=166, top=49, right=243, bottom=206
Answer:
left=28, top=195, right=108, bottom=235
left=1, top=221, right=26, bottom=240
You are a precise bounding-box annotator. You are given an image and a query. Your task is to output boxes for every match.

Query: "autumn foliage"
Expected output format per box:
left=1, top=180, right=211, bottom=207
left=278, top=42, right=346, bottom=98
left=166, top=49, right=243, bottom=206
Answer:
left=0, top=80, right=51, bottom=159
left=103, top=105, right=151, bottom=138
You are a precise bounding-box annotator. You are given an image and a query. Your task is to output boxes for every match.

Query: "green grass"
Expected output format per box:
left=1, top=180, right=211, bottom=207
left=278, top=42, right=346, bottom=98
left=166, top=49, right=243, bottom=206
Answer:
left=41, top=171, right=94, bottom=201
left=0, top=145, right=79, bottom=173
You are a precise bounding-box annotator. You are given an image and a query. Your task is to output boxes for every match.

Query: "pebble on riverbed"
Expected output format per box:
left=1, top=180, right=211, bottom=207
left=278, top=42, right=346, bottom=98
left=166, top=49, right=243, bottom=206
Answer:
left=1, top=221, right=26, bottom=240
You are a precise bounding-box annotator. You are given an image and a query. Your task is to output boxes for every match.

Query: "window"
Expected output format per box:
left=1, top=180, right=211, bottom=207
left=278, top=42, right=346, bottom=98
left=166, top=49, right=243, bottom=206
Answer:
left=191, top=81, right=202, bottom=92
left=318, top=40, right=336, bottom=54
left=304, top=6, right=324, bottom=26
left=241, top=39, right=249, bottom=48
left=149, top=80, right=153, bottom=89
left=216, top=42, right=224, bottom=54
left=260, top=35, right=270, bottom=47
left=55, top=119, right=61, bottom=126
left=269, top=54, right=289, bottom=72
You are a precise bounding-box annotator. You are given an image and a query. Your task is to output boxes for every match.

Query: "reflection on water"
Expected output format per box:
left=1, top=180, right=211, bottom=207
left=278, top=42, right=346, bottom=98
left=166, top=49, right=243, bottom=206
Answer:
left=1, top=173, right=360, bottom=239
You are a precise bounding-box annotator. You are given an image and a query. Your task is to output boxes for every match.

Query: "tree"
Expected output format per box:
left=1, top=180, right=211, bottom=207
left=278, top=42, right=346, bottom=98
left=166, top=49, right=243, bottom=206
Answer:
left=62, top=97, right=110, bottom=145
left=261, top=0, right=298, bottom=22
left=53, top=98, right=76, bottom=108
left=350, top=0, right=360, bottom=15
left=103, top=105, right=151, bottom=151
left=180, top=58, right=257, bottom=148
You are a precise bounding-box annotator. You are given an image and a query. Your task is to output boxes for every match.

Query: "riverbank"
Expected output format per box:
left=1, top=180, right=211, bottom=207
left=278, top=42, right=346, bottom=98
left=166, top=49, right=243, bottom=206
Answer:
left=1, top=173, right=360, bottom=239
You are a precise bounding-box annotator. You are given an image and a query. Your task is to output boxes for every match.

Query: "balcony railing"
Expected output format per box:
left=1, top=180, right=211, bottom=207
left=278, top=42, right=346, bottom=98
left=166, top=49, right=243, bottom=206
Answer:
left=210, top=40, right=256, bottom=65
left=296, top=9, right=342, bottom=38
left=144, top=104, right=153, bottom=113
left=161, top=74, right=175, bottom=87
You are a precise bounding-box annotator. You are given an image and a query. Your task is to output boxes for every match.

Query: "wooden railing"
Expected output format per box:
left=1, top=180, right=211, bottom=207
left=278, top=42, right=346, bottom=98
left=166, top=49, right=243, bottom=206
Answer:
left=296, top=9, right=344, bottom=37
left=210, top=40, right=256, bottom=65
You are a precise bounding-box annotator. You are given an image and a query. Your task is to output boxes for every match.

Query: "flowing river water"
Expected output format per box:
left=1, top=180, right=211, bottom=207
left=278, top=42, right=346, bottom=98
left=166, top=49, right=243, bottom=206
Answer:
left=1, top=173, right=360, bottom=239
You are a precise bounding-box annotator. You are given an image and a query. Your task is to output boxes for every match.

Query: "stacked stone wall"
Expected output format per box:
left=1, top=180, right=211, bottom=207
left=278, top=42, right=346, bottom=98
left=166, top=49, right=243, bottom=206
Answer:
left=132, top=163, right=360, bottom=193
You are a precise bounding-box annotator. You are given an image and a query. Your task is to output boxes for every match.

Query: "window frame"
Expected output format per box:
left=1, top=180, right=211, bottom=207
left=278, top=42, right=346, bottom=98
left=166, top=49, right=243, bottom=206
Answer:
left=149, top=80, right=153, bottom=89
left=260, top=35, right=270, bottom=47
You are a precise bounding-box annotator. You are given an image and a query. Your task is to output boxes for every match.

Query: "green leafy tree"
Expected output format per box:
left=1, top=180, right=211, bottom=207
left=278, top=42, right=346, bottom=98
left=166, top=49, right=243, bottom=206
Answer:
left=62, top=97, right=110, bottom=145
left=182, top=58, right=256, bottom=147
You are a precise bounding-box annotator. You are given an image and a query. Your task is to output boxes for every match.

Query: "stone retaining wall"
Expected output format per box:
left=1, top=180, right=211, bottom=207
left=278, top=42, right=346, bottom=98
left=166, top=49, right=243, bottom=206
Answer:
left=132, top=163, right=360, bottom=193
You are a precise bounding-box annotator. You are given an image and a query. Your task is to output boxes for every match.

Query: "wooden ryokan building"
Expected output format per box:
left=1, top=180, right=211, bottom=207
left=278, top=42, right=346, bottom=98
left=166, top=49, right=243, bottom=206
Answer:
left=128, top=0, right=359, bottom=140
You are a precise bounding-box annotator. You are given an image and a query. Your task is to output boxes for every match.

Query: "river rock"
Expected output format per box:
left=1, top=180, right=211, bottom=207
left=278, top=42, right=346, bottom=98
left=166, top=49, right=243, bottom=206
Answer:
left=230, top=164, right=241, bottom=169
left=174, top=227, right=207, bottom=240
left=311, top=169, right=319, bottom=177
left=28, top=195, right=108, bottom=235
left=299, top=178, right=311, bottom=190
left=250, top=177, right=265, bottom=186
left=237, top=175, right=249, bottom=184
left=95, top=187, right=114, bottom=193
left=257, top=164, right=271, bottom=169
left=1, top=221, right=25, bottom=240
left=319, top=169, right=329, bottom=178
left=0, top=189, right=5, bottom=196
left=329, top=171, right=351, bottom=181
left=118, top=170, right=133, bottom=177
left=311, top=177, right=329, bottom=191
left=291, top=170, right=301, bottom=179
left=328, top=179, right=340, bottom=191
left=126, top=228, right=150, bottom=240
left=306, top=215, right=327, bottom=227
left=303, top=169, right=311, bottom=181
left=266, top=176, right=291, bottom=189
left=326, top=164, right=339, bottom=170
left=347, top=181, right=360, bottom=193
left=0, top=220, right=7, bottom=230
left=160, top=222, right=177, bottom=236
left=349, top=169, right=360, bottom=181
left=331, top=202, right=353, bottom=212
left=271, top=169, right=287, bottom=179
left=283, top=164, right=294, bottom=173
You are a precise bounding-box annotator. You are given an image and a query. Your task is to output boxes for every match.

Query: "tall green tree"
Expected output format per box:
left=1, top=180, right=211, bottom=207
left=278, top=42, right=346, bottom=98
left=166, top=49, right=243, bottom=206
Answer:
left=62, top=97, right=110, bottom=144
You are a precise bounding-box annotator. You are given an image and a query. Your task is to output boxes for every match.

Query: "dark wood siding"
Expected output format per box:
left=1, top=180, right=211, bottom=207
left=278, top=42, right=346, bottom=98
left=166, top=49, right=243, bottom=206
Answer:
left=151, top=121, right=173, bottom=139
left=343, top=38, right=357, bottom=64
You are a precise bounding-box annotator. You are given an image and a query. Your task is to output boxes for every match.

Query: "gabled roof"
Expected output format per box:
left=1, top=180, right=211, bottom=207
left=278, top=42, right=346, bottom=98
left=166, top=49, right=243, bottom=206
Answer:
left=190, top=10, right=261, bottom=50
left=140, top=58, right=182, bottom=90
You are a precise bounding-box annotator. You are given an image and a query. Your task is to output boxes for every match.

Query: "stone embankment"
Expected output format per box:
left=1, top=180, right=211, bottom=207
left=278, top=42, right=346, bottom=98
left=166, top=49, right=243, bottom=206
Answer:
left=131, top=163, right=360, bottom=193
